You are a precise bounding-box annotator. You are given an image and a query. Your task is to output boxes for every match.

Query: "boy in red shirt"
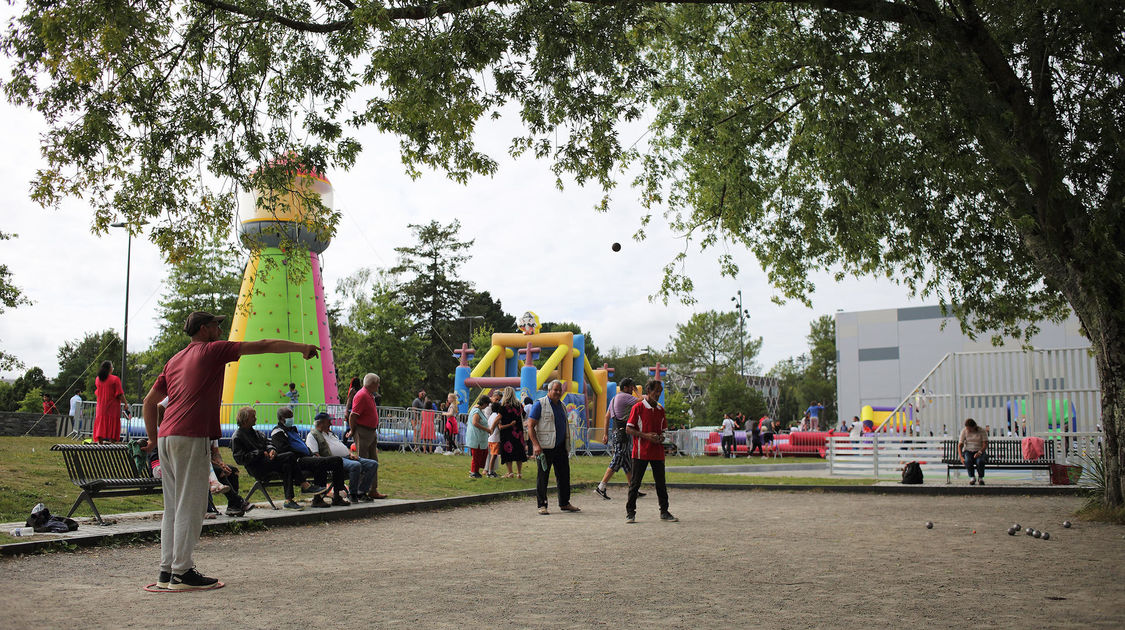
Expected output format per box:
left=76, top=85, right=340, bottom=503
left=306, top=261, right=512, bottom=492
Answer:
left=624, top=380, right=677, bottom=523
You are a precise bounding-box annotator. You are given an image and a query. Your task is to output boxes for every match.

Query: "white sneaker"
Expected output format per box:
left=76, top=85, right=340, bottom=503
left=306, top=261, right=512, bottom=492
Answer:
left=209, top=482, right=230, bottom=495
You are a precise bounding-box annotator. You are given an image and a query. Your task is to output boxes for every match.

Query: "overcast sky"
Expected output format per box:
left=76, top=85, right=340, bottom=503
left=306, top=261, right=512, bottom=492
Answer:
left=0, top=67, right=927, bottom=383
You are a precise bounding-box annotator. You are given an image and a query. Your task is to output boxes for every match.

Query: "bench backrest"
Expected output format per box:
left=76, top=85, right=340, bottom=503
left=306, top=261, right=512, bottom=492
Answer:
left=51, top=443, right=151, bottom=483
left=941, top=438, right=1055, bottom=464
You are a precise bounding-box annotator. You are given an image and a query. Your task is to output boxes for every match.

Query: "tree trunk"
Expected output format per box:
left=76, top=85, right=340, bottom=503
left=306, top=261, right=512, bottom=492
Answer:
left=1092, top=333, right=1125, bottom=507
left=1067, top=284, right=1125, bottom=507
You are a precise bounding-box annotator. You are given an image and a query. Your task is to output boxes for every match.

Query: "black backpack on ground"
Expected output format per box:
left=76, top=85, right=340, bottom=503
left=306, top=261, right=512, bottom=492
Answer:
left=901, top=461, right=923, bottom=484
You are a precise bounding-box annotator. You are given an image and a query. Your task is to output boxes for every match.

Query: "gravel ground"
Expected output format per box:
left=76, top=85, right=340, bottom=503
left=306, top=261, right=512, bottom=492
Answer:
left=0, top=489, right=1121, bottom=629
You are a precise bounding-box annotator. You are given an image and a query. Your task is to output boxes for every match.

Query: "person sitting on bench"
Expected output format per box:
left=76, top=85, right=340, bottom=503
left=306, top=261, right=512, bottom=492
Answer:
left=231, top=407, right=325, bottom=510
left=306, top=412, right=378, bottom=503
left=271, top=407, right=350, bottom=507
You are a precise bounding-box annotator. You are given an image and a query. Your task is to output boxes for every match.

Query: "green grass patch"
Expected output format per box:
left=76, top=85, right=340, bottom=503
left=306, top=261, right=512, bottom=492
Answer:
left=0, top=436, right=859, bottom=523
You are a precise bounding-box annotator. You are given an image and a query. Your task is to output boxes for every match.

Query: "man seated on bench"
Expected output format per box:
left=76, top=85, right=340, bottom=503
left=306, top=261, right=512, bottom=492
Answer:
left=271, top=407, right=350, bottom=507
left=231, top=407, right=326, bottom=510
left=306, top=412, right=378, bottom=503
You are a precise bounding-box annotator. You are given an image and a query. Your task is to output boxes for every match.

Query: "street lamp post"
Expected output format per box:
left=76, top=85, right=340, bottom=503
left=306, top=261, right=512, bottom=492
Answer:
left=459, top=315, right=484, bottom=341
left=110, top=222, right=133, bottom=392
left=730, top=290, right=750, bottom=378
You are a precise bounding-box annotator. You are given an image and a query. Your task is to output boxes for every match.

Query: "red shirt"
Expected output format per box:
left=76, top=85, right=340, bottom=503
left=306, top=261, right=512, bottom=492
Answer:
left=154, top=340, right=242, bottom=439
left=627, top=398, right=667, bottom=461
left=351, top=387, right=379, bottom=429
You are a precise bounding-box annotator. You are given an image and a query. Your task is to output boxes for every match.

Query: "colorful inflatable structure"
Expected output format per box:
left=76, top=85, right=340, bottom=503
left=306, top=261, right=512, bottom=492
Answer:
left=452, top=312, right=632, bottom=448
left=220, top=166, right=341, bottom=419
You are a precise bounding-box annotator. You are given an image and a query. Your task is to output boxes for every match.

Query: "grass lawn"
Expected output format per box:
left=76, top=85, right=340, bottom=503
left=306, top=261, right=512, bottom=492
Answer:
left=0, top=436, right=868, bottom=528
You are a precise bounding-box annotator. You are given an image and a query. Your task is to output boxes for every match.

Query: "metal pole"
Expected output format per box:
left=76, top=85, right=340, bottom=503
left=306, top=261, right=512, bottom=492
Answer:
left=122, top=232, right=131, bottom=391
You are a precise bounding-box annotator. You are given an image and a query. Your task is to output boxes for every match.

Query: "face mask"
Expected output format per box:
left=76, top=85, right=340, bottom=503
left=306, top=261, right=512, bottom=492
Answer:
left=283, top=418, right=295, bottom=428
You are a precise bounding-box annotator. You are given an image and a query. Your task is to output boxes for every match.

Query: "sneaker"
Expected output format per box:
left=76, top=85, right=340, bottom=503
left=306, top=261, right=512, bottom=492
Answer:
left=302, top=484, right=329, bottom=495
left=487, top=472, right=499, bottom=478
left=469, top=472, right=482, bottom=479
left=331, top=495, right=350, bottom=507
left=355, top=495, right=374, bottom=503
left=969, top=478, right=977, bottom=485
left=978, top=479, right=985, bottom=486
left=283, top=499, right=304, bottom=510
left=538, top=507, right=550, bottom=515
left=637, top=491, right=647, bottom=498
left=209, top=482, right=230, bottom=495
left=660, top=512, right=679, bottom=522
left=224, top=507, right=245, bottom=517
left=310, top=495, right=331, bottom=508
left=625, top=514, right=636, bottom=524
left=170, top=568, right=219, bottom=591
left=157, top=571, right=172, bottom=589
left=595, top=486, right=610, bottom=500
left=242, top=503, right=256, bottom=514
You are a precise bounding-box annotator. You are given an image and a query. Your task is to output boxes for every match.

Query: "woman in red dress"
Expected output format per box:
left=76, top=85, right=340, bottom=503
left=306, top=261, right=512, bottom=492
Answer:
left=93, top=360, right=127, bottom=442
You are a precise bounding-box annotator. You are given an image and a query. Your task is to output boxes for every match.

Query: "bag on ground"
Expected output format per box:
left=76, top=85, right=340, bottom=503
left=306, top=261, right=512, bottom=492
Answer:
left=901, top=461, right=923, bottom=484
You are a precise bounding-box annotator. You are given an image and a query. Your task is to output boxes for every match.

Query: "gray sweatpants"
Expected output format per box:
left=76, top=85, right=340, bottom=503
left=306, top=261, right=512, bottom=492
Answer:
left=158, top=435, right=211, bottom=574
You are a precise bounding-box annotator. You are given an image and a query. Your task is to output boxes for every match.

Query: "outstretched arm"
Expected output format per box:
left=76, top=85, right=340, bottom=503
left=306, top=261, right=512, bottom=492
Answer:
left=240, top=339, right=319, bottom=359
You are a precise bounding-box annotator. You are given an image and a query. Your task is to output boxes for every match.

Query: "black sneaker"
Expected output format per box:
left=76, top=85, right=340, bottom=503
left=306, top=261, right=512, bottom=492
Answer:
left=170, top=568, right=219, bottom=590
left=660, top=512, right=679, bottom=522
left=625, top=514, right=636, bottom=524
left=469, top=472, right=482, bottom=479
left=302, top=483, right=329, bottom=495
left=157, top=571, right=172, bottom=589
left=283, top=499, right=304, bottom=510
left=637, top=491, right=647, bottom=498
left=331, top=495, right=350, bottom=506
left=595, top=486, right=610, bottom=500
left=224, top=507, right=245, bottom=517
left=355, top=495, right=374, bottom=503
left=310, top=495, right=331, bottom=508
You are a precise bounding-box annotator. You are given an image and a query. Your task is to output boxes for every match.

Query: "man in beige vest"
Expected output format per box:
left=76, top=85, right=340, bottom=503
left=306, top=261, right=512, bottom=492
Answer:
left=528, top=380, right=580, bottom=515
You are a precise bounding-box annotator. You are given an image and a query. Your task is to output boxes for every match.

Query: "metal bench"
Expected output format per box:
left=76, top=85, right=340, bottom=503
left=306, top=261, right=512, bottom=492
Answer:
left=51, top=443, right=162, bottom=525
left=941, top=438, right=1056, bottom=483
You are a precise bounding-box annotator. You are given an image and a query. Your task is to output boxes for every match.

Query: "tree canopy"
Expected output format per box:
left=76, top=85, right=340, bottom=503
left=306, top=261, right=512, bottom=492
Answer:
left=3, top=1, right=1122, bottom=503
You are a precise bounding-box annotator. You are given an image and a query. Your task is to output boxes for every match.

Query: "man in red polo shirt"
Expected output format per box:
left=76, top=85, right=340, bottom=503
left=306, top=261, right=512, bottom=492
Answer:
left=624, top=380, right=677, bottom=524
left=142, top=311, right=319, bottom=590
left=347, top=373, right=387, bottom=499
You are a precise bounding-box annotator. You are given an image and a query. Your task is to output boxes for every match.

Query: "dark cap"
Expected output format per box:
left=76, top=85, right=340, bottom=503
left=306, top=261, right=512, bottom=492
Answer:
left=183, top=311, right=226, bottom=335
left=314, top=412, right=331, bottom=422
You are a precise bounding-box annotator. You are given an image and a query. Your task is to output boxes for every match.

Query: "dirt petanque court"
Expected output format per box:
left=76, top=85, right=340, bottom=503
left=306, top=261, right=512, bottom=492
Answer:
left=0, top=489, right=1121, bottom=629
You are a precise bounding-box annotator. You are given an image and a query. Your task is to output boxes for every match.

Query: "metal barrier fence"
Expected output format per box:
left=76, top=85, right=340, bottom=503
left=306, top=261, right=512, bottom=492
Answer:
left=828, top=431, right=1104, bottom=480
left=68, top=401, right=723, bottom=459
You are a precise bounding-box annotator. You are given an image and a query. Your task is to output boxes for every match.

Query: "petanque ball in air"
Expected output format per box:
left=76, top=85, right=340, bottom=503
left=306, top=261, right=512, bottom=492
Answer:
left=1041, top=532, right=1050, bottom=540
left=1063, top=521, right=1072, bottom=528
left=611, top=242, right=621, bottom=252
left=925, top=521, right=933, bottom=529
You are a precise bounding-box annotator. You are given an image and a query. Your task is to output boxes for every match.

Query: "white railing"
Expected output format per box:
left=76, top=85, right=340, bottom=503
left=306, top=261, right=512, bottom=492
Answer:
left=828, top=431, right=1105, bottom=478
left=828, top=435, right=946, bottom=478
left=885, top=348, right=1101, bottom=437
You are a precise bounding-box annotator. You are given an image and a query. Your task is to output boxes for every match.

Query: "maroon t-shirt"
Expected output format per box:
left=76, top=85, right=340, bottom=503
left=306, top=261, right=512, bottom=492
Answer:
left=154, top=340, right=242, bottom=439
left=351, top=388, right=379, bottom=429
